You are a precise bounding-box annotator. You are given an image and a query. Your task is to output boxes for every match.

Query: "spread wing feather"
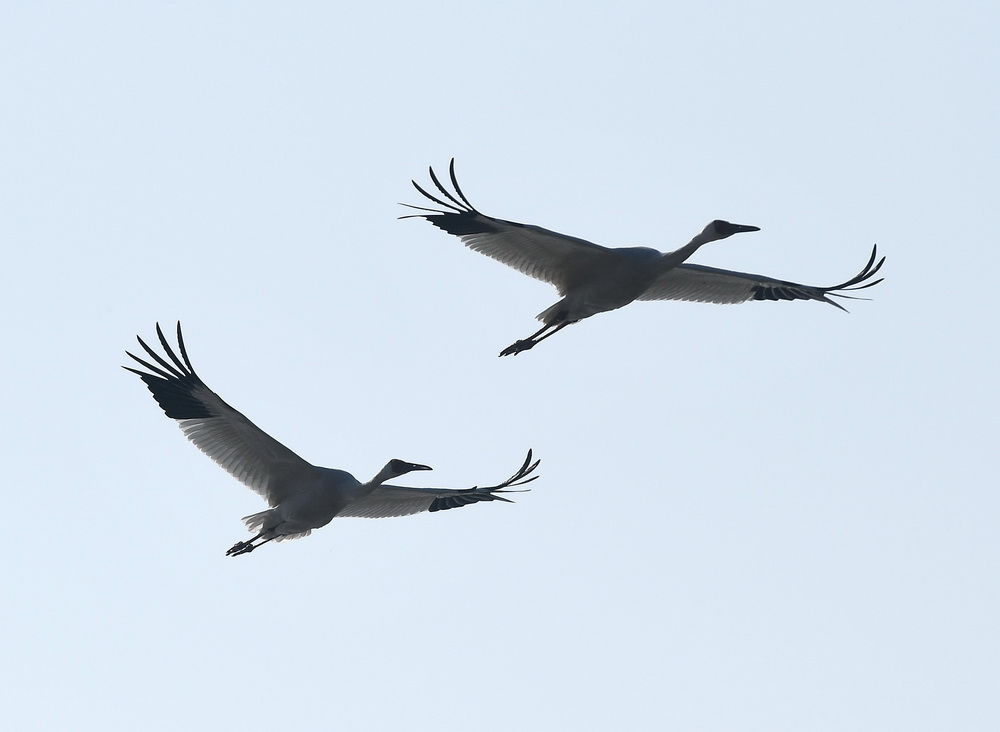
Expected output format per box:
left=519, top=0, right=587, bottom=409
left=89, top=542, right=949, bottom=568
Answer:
left=124, top=322, right=316, bottom=506
left=401, top=159, right=612, bottom=294
left=338, top=450, right=540, bottom=519
left=637, top=245, right=885, bottom=311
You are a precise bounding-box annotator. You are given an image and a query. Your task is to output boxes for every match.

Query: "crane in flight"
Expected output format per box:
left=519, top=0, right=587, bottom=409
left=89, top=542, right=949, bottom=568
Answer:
left=124, top=323, right=538, bottom=556
left=402, top=160, right=885, bottom=356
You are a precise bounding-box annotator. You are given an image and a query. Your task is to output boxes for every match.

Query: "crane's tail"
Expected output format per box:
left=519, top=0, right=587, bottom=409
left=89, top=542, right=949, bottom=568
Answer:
left=241, top=509, right=274, bottom=534
left=240, top=509, right=313, bottom=542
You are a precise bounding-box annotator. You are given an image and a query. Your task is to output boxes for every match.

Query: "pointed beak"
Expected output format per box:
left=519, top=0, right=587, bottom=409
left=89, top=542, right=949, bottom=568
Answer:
left=409, top=463, right=433, bottom=472
left=715, top=221, right=761, bottom=240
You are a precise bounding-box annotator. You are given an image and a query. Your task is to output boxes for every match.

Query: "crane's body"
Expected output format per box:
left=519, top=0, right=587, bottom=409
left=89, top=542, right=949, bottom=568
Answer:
left=124, top=323, right=538, bottom=556
left=403, top=160, right=884, bottom=356
left=538, top=245, right=664, bottom=322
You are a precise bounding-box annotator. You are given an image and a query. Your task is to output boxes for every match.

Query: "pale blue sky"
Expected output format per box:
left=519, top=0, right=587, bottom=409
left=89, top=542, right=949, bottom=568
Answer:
left=2, top=2, right=998, bottom=730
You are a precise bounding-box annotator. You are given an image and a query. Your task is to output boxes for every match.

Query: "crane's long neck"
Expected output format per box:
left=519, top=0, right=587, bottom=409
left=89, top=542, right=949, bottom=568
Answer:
left=658, top=231, right=714, bottom=270
left=368, top=462, right=398, bottom=486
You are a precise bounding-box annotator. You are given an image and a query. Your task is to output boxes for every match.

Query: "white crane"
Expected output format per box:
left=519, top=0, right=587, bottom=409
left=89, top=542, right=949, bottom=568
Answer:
left=402, top=160, right=885, bottom=356
left=124, top=323, right=538, bottom=556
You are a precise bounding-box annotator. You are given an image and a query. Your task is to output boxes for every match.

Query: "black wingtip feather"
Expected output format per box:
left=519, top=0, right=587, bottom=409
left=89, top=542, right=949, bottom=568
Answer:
left=400, top=160, right=485, bottom=223
left=428, top=492, right=515, bottom=513
left=750, top=244, right=885, bottom=312
left=420, top=213, right=507, bottom=237
left=125, top=322, right=214, bottom=420
left=427, top=449, right=539, bottom=513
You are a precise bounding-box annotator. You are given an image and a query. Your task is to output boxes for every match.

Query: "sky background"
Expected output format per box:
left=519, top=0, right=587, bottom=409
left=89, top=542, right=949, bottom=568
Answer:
left=2, top=1, right=998, bottom=730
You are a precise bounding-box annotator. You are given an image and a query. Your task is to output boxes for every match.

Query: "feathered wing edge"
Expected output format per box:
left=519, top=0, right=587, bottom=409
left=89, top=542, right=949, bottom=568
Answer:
left=399, top=157, right=481, bottom=218
left=429, top=448, right=540, bottom=512
left=751, top=244, right=885, bottom=311
left=399, top=160, right=613, bottom=294
left=639, top=244, right=885, bottom=310
left=123, top=322, right=316, bottom=504
left=122, top=322, right=210, bottom=417
left=337, top=450, right=540, bottom=519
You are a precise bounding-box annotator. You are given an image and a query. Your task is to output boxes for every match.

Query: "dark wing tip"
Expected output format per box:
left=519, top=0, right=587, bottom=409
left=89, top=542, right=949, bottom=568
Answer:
left=751, top=245, right=886, bottom=311
left=428, top=449, right=540, bottom=513
left=401, top=160, right=481, bottom=218
left=470, top=449, right=540, bottom=491
left=819, top=243, right=887, bottom=309
left=428, top=491, right=516, bottom=513
left=125, top=322, right=213, bottom=420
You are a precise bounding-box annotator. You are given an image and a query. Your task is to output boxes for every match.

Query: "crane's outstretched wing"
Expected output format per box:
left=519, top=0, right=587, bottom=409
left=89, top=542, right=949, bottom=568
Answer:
left=339, top=450, right=540, bottom=519
left=401, top=159, right=613, bottom=295
left=124, top=322, right=316, bottom=506
left=637, top=245, right=885, bottom=311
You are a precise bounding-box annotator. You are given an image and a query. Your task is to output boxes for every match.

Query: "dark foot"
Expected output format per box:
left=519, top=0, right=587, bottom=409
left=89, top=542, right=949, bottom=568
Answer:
left=226, top=541, right=254, bottom=557
left=499, top=339, right=536, bottom=357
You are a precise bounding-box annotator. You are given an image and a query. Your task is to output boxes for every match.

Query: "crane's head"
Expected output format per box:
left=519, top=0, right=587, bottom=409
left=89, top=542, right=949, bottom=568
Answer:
left=370, top=459, right=433, bottom=486
left=386, top=459, right=433, bottom=478
left=705, top=219, right=760, bottom=241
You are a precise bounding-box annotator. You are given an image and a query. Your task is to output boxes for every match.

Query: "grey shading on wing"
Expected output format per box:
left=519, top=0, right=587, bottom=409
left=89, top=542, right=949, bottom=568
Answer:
left=123, top=322, right=316, bottom=506
left=401, top=159, right=613, bottom=294
left=637, top=245, right=885, bottom=311
left=338, top=450, right=540, bottom=519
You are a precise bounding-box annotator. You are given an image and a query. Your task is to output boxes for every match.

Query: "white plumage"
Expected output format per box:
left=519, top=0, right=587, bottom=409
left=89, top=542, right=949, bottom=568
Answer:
left=403, top=160, right=885, bottom=356
left=124, top=323, right=538, bottom=556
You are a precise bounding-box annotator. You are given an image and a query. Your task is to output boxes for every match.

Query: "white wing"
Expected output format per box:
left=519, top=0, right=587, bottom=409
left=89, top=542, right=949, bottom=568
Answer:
left=336, top=485, right=510, bottom=518
left=637, top=246, right=885, bottom=311
left=402, top=159, right=614, bottom=295
left=124, top=323, right=317, bottom=507
left=339, top=450, right=540, bottom=519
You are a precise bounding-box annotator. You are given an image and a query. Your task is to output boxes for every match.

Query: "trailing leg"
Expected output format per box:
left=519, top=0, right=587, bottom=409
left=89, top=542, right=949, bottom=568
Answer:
left=225, top=531, right=276, bottom=557
left=499, top=321, right=573, bottom=357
